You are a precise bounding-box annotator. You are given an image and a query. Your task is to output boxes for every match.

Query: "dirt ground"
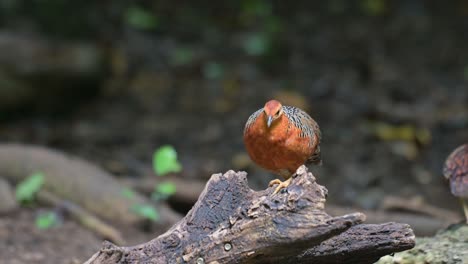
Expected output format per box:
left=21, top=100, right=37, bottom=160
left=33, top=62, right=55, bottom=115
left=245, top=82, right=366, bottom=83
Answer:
left=0, top=210, right=101, bottom=264
left=0, top=1, right=467, bottom=263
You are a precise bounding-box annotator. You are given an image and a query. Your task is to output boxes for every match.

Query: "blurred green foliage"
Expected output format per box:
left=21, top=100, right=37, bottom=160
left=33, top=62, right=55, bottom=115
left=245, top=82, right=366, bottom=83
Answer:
left=122, top=146, right=180, bottom=222
left=153, top=145, right=182, bottom=176
left=170, top=47, right=194, bottom=66
left=15, top=172, right=44, bottom=204
left=35, top=211, right=59, bottom=230
left=120, top=187, right=136, bottom=199
left=152, top=181, right=177, bottom=201
left=239, top=0, right=283, bottom=58
left=131, top=204, right=159, bottom=222
left=243, top=33, right=270, bottom=56
left=156, top=182, right=176, bottom=196
left=373, top=122, right=431, bottom=145
left=125, top=6, right=158, bottom=30
left=121, top=187, right=160, bottom=221
left=360, top=0, right=386, bottom=16
left=241, top=0, right=272, bottom=19
left=151, top=146, right=178, bottom=200
left=203, top=62, right=224, bottom=80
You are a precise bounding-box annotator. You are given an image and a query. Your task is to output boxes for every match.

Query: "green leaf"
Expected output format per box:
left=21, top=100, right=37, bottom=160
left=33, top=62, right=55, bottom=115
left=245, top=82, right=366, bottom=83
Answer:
left=16, top=172, right=45, bottom=203
left=156, top=182, right=177, bottom=196
left=121, top=188, right=136, bottom=199
left=170, top=47, right=194, bottom=66
left=125, top=6, right=158, bottom=30
left=202, top=62, right=224, bottom=79
left=243, top=33, right=270, bottom=56
left=153, top=145, right=182, bottom=176
left=241, top=0, right=272, bottom=18
left=131, top=204, right=159, bottom=222
left=151, top=181, right=176, bottom=201
left=35, top=211, right=58, bottom=230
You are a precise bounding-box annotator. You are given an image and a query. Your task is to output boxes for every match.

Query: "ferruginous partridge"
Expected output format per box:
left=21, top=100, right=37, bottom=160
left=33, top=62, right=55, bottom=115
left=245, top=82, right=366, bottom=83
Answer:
left=243, top=99, right=321, bottom=194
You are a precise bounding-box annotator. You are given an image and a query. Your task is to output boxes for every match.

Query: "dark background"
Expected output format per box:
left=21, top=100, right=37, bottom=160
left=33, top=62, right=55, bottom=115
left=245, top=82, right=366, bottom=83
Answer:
left=0, top=0, right=467, bottom=262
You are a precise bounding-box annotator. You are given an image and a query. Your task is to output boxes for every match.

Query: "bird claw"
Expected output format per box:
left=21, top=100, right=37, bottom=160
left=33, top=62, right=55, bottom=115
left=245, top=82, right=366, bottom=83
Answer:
left=269, top=177, right=293, bottom=195
left=268, top=179, right=282, bottom=187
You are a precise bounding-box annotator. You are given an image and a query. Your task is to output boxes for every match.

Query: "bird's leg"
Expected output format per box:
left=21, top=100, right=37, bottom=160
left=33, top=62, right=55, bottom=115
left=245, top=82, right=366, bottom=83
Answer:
left=461, top=198, right=468, bottom=224
left=269, top=177, right=293, bottom=195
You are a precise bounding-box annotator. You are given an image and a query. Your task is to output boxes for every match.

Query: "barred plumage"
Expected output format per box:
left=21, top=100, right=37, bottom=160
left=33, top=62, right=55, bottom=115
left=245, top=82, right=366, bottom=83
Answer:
left=243, top=100, right=322, bottom=194
left=244, top=108, right=262, bottom=134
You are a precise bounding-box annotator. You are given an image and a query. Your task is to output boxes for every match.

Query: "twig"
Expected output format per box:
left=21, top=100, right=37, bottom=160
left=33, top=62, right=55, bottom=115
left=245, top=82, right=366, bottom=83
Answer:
left=381, top=195, right=461, bottom=221
left=37, top=190, right=126, bottom=245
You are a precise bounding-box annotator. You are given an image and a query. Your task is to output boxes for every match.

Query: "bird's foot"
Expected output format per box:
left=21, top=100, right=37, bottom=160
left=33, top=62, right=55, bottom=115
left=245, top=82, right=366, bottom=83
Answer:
left=269, top=177, right=293, bottom=195
left=268, top=179, right=282, bottom=187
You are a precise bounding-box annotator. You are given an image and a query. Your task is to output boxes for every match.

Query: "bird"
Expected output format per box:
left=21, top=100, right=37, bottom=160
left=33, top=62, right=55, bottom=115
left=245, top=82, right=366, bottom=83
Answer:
left=443, top=144, right=468, bottom=223
left=243, top=99, right=321, bottom=194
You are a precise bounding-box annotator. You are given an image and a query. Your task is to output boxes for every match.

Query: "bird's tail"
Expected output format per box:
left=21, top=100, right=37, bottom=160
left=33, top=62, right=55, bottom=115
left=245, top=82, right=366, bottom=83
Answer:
left=307, top=146, right=322, bottom=166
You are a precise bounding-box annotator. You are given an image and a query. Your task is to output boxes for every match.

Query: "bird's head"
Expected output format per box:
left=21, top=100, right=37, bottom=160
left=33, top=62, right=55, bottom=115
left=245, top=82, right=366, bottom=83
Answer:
left=263, top=100, right=283, bottom=128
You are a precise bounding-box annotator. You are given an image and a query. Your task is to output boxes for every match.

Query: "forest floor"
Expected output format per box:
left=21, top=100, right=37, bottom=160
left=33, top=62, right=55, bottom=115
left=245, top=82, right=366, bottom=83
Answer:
left=0, top=1, right=467, bottom=263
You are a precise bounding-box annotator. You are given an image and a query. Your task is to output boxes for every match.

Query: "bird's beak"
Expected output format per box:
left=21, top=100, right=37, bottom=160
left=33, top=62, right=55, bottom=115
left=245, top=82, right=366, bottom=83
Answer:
left=267, top=116, right=273, bottom=127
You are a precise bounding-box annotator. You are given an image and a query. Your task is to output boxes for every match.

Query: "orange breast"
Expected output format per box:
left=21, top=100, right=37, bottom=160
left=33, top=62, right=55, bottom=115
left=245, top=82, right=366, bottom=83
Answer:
left=243, top=113, right=315, bottom=179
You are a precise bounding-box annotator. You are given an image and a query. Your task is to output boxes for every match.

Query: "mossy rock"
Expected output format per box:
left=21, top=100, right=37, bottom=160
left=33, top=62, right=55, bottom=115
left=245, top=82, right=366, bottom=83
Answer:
left=376, top=223, right=468, bottom=264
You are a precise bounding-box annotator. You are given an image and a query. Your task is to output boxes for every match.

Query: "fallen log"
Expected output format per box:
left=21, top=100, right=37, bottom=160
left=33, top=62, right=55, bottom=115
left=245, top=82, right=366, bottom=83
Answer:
left=0, top=144, right=181, bottom=228
left=85, top=165, right=415, bottom=264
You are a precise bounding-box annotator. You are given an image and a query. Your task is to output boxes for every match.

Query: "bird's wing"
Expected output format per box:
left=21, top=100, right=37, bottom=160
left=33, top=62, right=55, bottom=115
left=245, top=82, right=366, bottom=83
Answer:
left=244, top=108, right=263, bottom=134
left=284, top=106, right=322, bottom=165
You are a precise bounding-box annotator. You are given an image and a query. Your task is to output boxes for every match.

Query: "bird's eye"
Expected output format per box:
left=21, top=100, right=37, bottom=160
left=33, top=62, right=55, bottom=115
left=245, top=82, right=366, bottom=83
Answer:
left=275, top=110, right=281, bottom=116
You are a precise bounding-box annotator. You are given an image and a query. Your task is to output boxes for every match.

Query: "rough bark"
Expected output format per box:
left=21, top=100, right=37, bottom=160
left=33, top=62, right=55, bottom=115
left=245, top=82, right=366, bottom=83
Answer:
left=128, top=173, right=456, bottom=236
left=85, top=165, right=415, bottom=264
